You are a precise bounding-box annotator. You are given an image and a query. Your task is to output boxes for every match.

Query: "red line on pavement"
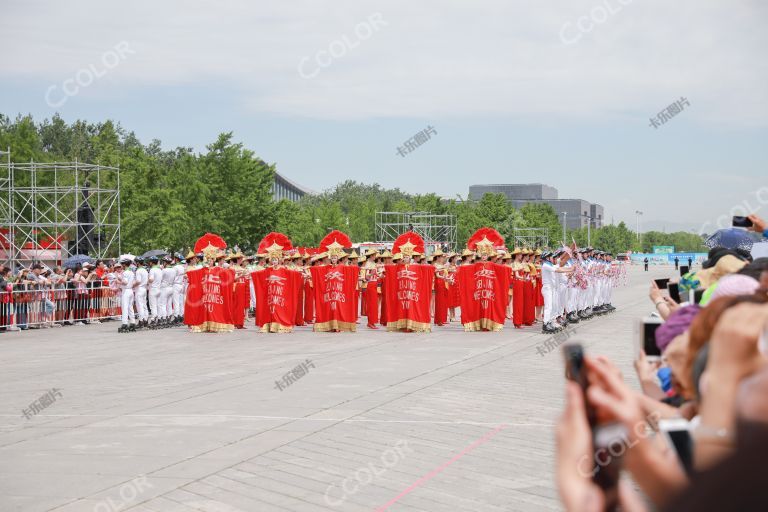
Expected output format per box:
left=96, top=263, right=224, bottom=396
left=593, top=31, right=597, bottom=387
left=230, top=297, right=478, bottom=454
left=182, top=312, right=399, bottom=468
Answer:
left=374, top=423, right=508, bottom=512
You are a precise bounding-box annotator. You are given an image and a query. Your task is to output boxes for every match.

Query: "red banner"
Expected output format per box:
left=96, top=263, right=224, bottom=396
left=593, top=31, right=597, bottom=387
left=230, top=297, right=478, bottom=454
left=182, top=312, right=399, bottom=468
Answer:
left=252, top=267, right=303, bottom=332
left=457, top=262, right=510, bottom=331
left=309, top=265, right=359, bottom=332
left=382, top=264, right=434, bottom=332
left=184, top=266, right=235, bottom=332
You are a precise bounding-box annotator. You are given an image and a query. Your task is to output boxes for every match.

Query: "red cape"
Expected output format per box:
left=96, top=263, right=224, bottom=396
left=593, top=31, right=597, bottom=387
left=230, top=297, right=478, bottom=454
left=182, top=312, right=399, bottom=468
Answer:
left=309, top=265, right=359, bottom=332
left=252, top=266, right=303, bottom=332
left=184, top=266, right=235, bottom=332
left=457, top=262, right=510, bottom=331
left=382, top=263, right=434, bottom=332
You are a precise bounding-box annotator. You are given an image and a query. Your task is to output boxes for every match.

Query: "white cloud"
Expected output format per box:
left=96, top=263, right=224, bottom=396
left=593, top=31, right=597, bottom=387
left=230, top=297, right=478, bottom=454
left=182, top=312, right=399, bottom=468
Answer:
left=2, top=0, right=767, bottom=124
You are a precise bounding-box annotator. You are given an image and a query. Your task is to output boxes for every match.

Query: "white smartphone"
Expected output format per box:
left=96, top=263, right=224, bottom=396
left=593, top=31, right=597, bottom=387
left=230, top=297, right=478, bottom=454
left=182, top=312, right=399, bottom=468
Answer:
left=636, top=316, right=663, bottom=361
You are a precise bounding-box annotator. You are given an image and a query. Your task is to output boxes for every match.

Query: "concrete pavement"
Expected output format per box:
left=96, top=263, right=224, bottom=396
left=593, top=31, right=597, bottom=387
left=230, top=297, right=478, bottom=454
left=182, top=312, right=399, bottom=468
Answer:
left=0, top=264, right=675, bottom=512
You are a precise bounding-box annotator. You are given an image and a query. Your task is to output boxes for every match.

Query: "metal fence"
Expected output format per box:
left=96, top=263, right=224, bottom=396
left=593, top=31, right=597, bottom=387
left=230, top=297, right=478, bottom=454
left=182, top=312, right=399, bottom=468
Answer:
left=0, top=284, right=121, bottom=330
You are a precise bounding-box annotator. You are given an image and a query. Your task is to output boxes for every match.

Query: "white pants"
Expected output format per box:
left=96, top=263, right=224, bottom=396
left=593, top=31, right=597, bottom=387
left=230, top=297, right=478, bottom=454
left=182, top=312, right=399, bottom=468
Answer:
left=172, top=284, right=184, bottom=316
left=566, top=286, right=577, bottom=314
left=134, top=288, right=148, bottom=321
left=159, top=286, right=172, bottom=318
left=149, top=288, right=161, bottom=319
left=550, top=284, right=560, bottom=319
left=558, top=285, right=567, bottom=317
left=542, top=285, right=554, bottom=323
left=121, top=290, right=135, bottom=325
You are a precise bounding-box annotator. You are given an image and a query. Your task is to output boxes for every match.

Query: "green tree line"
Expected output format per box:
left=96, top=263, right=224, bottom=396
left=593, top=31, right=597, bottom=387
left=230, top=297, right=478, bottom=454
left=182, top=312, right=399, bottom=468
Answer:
left=0, top=114, right=707, bottom=255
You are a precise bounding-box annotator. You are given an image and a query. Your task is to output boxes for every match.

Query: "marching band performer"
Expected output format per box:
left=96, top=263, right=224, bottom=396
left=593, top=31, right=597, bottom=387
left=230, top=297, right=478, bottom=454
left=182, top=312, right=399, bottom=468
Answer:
left=522, top=248, right=536, bottom=326
left=172, top=253, right=186, bottom=324
left=432, top=248, right=449, bottom=326
left=116, top=259, right=137, bottom=333
left=134, top=257, right=149, bottom=328
left=361, top=249, right=380, bottom=329
left=510, top=248, right=525, bottom=329
left=160, top=256, right=176, bottom=325
left=446, top=252, right=460, bottom=322
left=147, top=256, right=163, bottom=327
left=229, top=251, right=249, bottom=329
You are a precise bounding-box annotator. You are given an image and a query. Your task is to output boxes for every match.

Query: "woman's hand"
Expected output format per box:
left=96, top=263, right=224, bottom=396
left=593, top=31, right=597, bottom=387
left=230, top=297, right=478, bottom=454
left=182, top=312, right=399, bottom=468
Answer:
left=649, top=281, right=663, bottom=304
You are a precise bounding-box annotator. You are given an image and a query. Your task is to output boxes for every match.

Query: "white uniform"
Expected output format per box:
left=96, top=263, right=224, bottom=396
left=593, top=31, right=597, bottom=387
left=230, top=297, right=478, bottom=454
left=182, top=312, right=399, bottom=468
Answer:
left=134, top=266, right=149, bottom=321
left=172, top=263, right=185, bottom=317
left=556, top=262, right=567, bottom=319
left=160, top=266, right=176, bottom=318
left=564, top=260, right=576, bottom=314
left=120, top=269, right=136, bottom=325
left=148, top=265, right=163, bottom=320
left=541, top=261, right=556, bottom=324
left=578, top=258, right=591, bottom=312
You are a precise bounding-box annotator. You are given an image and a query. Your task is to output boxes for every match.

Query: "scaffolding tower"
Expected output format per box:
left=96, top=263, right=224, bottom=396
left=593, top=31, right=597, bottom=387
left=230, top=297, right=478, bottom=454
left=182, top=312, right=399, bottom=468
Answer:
left=0, top=148, right=121, bottom=269
left=375, top=211, right=457, bottom=252
left=510, top=227, right=550, bottom=249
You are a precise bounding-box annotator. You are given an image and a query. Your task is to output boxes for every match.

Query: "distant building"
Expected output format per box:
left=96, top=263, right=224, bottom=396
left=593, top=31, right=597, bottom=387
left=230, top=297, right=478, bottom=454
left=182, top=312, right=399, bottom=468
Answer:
left=272, top=172, right=314, bottom=202
left=468, top=183, right=603, bottom=230
left=469, top=183, right=558, bottom=201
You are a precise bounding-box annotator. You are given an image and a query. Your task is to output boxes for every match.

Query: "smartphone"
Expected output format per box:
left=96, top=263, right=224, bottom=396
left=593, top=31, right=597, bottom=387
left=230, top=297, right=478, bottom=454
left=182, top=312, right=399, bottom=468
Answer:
left=563, top=344, right=623, bottom=511
left=659, top=418, right=693, bottom=474
left=732, top=215, right=754, bottom=228
left=562, top=343, right=596, bottom=427
left=679, top=265, right=689, bottom=277
left=637, top=317, right=663, bottom=359
left=593, top=422, right=626, bottom=511
left=668, top=282, right=681, bottom=303
left=654, top=278, right=670, bottom=290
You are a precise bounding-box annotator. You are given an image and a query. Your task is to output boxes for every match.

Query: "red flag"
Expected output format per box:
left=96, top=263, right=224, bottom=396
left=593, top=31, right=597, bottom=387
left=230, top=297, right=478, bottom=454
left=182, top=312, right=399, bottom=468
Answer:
left=383, top=263, right=434, bottom=332
left=309, top=265, right=359, bottom=332
left=457, top=262, right=510, bottom=331
left=184, top=266, right=235, bottom=332
left=252, top=267, right=303, bottom=332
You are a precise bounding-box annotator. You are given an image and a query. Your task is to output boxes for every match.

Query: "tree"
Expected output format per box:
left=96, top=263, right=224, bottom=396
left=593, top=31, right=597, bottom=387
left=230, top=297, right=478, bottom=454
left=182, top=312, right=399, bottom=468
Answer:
left=198, top=133, right=275, bottom=250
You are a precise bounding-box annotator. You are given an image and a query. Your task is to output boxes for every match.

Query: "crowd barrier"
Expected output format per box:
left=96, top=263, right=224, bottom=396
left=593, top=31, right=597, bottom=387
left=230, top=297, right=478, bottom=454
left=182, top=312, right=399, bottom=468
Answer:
left=0, top=284, right=122, bottom=330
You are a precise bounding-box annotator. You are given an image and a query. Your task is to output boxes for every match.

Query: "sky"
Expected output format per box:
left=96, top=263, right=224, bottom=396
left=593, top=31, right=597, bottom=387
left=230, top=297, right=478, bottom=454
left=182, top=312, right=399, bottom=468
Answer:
left=1, top=0, right=766, bottom=232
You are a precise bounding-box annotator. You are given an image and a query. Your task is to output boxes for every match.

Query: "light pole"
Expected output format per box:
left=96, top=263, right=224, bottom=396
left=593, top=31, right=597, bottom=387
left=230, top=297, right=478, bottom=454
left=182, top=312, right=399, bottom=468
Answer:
left=582, top=214, right=592, bottom=247
left=561, top=212, right=567, bottom=244
left=634, top=210, right=643, bottom=246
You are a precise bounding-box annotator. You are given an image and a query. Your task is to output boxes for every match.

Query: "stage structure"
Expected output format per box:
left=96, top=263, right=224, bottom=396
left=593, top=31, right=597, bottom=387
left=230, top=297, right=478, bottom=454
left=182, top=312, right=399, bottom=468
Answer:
left=0, top=148, right=121, bottom=269
left=510, top=227, right=549, bottom=250
left=375, top=211, right=457, bottom=252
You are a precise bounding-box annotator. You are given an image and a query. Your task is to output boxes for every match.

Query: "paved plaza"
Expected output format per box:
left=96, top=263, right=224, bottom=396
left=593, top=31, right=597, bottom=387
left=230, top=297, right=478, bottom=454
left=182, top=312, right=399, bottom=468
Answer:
left=0, top=265, right=672, bottom=512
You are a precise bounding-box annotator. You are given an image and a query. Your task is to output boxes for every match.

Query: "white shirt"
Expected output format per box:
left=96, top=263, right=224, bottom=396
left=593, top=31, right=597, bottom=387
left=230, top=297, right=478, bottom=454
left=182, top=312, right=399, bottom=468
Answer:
left=135, top=267, right=149, bottom=289
left=149, top=266, right=163, bottom=290
left=173, top=264, right=185, bottom=285
left=161, top=267, right=176, bottom=287
left=541, top=262, right=555, bottom=287
left=121, top=270, right=135, bottom=292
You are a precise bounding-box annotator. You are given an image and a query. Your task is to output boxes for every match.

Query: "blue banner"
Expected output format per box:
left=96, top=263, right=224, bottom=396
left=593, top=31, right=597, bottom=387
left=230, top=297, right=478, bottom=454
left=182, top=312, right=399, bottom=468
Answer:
left=629, top=252, right=707, bottom=265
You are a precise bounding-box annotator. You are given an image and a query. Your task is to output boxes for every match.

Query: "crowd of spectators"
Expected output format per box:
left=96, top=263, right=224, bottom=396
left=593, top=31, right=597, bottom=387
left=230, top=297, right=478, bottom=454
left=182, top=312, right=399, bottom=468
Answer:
left=556, top=213, right=768, bottom=511
left=0, top=260, right=121, bottom=331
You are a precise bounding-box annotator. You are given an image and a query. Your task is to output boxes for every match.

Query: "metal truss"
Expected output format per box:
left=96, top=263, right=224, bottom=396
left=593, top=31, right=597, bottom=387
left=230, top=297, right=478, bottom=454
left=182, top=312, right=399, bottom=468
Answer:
left=375, top=211, right=457, bottom=252
left=0, top=150, right=121, bottom=269
left=510, top=227, right=549, bottom=250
